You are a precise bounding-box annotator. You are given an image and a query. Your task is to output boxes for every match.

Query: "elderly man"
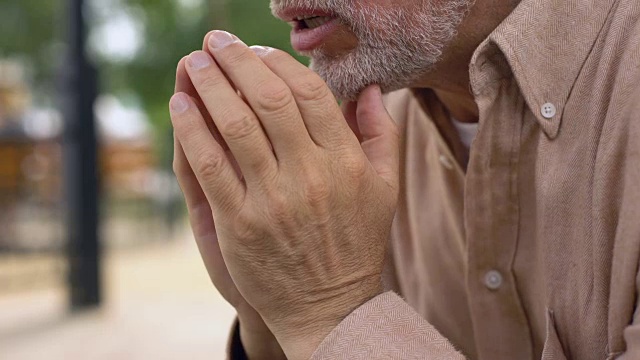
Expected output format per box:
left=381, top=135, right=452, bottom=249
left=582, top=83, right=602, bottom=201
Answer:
left=169, top=0, right=640, bottom=358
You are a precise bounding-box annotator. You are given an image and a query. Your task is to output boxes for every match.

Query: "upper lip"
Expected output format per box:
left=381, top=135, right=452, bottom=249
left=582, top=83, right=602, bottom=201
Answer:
left=274, top=7, right=335, bottom=22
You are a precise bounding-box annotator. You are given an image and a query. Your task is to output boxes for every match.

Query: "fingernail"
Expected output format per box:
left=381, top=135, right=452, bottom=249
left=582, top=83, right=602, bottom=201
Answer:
left=209, top=31, right=238, bottom=49
left=188, top=51, right=212, bottom=70
left=250, top=45, right=271, bottom=56
left=170, top=93, right=189, bottom=114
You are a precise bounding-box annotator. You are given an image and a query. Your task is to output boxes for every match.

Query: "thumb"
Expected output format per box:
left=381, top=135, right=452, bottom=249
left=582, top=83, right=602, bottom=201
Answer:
left=356, top=85, right=399, bottom=190
left=341, top=100, right=362, bottom=142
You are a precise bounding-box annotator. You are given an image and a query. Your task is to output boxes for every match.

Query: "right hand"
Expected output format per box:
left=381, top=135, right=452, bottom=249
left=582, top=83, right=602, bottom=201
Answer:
left=172, top=35, right=286, bottom=360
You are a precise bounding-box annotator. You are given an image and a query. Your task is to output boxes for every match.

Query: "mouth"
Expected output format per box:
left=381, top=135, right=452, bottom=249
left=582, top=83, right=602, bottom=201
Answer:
left=273, top=7, right=335, bottom=22
left=291, top=15, right=335, bottom=30
left=274, top=8, right=341, bottom=52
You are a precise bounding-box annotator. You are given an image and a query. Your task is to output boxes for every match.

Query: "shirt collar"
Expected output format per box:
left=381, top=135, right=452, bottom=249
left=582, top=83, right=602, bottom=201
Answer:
left=470, top=0, right=617, bottom=139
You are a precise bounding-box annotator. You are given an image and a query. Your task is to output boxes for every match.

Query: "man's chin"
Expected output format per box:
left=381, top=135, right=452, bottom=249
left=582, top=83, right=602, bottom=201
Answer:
left=309, top=68, right=354, bottom=102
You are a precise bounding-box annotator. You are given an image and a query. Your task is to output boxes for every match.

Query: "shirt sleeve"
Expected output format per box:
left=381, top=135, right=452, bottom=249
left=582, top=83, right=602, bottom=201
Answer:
left=227, top=319, right=249, bottom=360
left=621, top=292, right=640, bottom=359
left=615, top=88, right=640, bottom=360
left=310, top=292, right=465, bottom=360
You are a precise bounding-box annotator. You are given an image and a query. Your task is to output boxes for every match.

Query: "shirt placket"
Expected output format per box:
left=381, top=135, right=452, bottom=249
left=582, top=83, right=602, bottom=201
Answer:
left=465, top=50, right=533, bottom=359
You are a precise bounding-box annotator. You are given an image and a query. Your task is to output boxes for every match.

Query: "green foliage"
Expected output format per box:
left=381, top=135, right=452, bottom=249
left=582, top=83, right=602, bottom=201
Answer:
left=110, top=0, right=305, bottom=160
left=225, top=0, right=305, bottom=62
left=0, top=0, right=63, bottom=84
left=0, top=0, right=305, bottom=160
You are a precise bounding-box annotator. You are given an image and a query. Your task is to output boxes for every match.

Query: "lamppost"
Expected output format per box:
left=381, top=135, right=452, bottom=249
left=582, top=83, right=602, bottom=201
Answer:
left=62, top=0, right=101, bottom=310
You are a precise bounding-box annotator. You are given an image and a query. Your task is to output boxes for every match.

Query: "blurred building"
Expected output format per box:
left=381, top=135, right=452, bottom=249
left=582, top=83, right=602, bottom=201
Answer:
left=0, top=58, right=168, bottom=252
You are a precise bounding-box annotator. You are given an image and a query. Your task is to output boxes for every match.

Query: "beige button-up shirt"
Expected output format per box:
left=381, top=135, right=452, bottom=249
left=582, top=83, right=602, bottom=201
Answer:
left=308, top=0, right=640, bottom=359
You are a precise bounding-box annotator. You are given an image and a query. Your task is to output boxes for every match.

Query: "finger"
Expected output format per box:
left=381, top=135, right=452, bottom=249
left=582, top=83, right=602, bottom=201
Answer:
left=174, top=135, right=238, bottom=303
left=171, top=92, right=241, bottom=308
left=203, top=31, right=237, bottom=94
left=170, top=92, right=244, bottom=214
left=341, top=100, right=362, bottom=142
left=176, top=56, right=230, bottom=152
left=202, top=31, right=219, bottom=55
left=356, top=85, right=400, bottom=189
left=184, top=50, right=278, bottom=184
left=173, top=131, right=209, bottom=212
left=174, top=59, right=213, bottom=210
left=251, top=46, right=358, bottom=149
left=175, top=57, right=221, bottom=257
left=204, top=31, right=316, bottom=161
left=172, top=134, right=211, bottom=244
left=174, top=56, right=245, bottom=308
left=173, top=135, right=220, bottom=249
left=177, top=56, right=244, bottom=181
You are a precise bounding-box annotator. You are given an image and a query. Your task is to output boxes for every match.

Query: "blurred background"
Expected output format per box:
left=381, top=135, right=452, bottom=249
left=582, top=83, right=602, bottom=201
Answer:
left=0, top=0, right=301, bottom=358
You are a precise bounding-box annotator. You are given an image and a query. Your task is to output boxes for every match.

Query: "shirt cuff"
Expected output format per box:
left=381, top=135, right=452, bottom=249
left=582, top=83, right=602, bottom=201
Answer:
left=310, top=291, right=465, bottom=359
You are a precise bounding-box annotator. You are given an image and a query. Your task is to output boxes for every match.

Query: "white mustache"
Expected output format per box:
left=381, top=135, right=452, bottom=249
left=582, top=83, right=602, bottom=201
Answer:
left=271, top=0, right=474, bottom=101
left=270, top=0, right=352, bottom=19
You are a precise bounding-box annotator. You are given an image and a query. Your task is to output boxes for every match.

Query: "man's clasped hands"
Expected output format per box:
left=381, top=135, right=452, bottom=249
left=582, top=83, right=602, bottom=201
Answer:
left=170, top=30, right=399, bottom=360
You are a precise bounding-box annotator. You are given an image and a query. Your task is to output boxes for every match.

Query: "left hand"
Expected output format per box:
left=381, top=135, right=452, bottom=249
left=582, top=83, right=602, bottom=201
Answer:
left=169, top=30, right=400, bottom=360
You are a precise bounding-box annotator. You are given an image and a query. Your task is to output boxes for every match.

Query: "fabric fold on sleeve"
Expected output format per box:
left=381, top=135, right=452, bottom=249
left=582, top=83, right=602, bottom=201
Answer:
left=310, top=291, right=466, bottom=360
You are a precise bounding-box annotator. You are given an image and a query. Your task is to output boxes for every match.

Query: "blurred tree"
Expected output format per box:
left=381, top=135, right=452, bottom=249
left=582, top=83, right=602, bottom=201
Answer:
left=0, top=0, right=303, bottom=156
left=225, top=0, right=303, bottom=59
left=0, top=0, right=63, bottom=87
left=101, top=0, right=302, bottom=158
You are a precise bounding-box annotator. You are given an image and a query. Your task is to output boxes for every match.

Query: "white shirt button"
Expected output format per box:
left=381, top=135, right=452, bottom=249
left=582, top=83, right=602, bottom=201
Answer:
left=439, top=154, right=454, bottom=170
left=484, top=270, right=503, bottom=290
left=541, top=103, right=557, bottom=119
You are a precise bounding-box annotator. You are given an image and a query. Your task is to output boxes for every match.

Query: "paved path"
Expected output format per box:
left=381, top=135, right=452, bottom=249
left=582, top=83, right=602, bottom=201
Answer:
left=0, top=227, right=237, bottom=360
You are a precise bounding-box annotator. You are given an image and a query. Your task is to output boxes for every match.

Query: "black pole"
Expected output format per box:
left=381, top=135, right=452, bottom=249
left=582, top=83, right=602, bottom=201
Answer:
left=62, top=0, right=101, bottom=309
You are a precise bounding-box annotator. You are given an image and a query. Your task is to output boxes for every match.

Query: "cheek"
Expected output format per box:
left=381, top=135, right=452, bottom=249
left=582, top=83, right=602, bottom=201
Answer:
left=353, top=0, right=421, bottom=13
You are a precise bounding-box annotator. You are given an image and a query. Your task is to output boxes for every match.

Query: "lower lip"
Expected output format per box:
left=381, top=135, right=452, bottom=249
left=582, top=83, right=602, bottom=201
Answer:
left=290, top=18, right=339, bottom=52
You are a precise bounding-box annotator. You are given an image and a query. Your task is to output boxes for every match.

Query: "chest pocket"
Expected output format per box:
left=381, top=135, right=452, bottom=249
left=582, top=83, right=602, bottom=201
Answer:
left=542, top=309, right=568, bottom=360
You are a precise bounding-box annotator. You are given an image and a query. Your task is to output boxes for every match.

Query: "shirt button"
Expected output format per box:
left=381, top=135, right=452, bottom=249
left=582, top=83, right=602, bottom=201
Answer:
left=484, top=270, right=503, bottom=290
left=541, top=103, right=557, bottom=119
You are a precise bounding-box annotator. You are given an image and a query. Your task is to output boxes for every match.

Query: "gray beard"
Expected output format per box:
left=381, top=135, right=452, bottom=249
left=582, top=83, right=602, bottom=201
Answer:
left=272, top=0, right=473, bottom=101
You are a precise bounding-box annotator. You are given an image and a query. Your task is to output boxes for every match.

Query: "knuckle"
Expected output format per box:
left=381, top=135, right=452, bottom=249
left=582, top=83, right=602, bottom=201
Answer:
left=232, top=209, right=259, bottom=240
left=301, top=169, right=330, bottom=204
left=195, top=151, right=225, bottom=180
left=266, top=191, right=292, bottom=221
left=219, top=112, right=258, bottom=141
left=356, top=103, right=378, bottom=120
left=343, top=154, right=368, bottom=180
left=254, top=80, right=294, bottom=113
left=197, top=74, right=226, bottom=93
left=265, top=48, right=289, bottom=59
left=172, top=114, right=198, bottom=138
left=291, top=74, right=330, bottom=102
left=221, top=45, right=252, bottom=66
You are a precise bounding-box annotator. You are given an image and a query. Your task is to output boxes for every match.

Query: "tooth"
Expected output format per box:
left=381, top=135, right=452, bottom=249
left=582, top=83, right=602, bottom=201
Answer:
left=306, top=18, right=315, bottom=28
left=306, top=16, right=330, bottom=29
left=296, top=14, right=332, bottom=28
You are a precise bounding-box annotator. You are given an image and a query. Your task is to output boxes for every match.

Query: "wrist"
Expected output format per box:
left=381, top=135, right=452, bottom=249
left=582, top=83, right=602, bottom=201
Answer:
left=237, top=309, right=286, bottom=360
left=237, top=306, right=270, bottom=336
left=269, top=277, right=384, bottom=360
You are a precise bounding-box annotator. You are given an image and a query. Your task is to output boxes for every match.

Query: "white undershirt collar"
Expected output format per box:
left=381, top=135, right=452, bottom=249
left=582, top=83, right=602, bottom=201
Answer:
left=451, top=117, right=479, bottom=150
